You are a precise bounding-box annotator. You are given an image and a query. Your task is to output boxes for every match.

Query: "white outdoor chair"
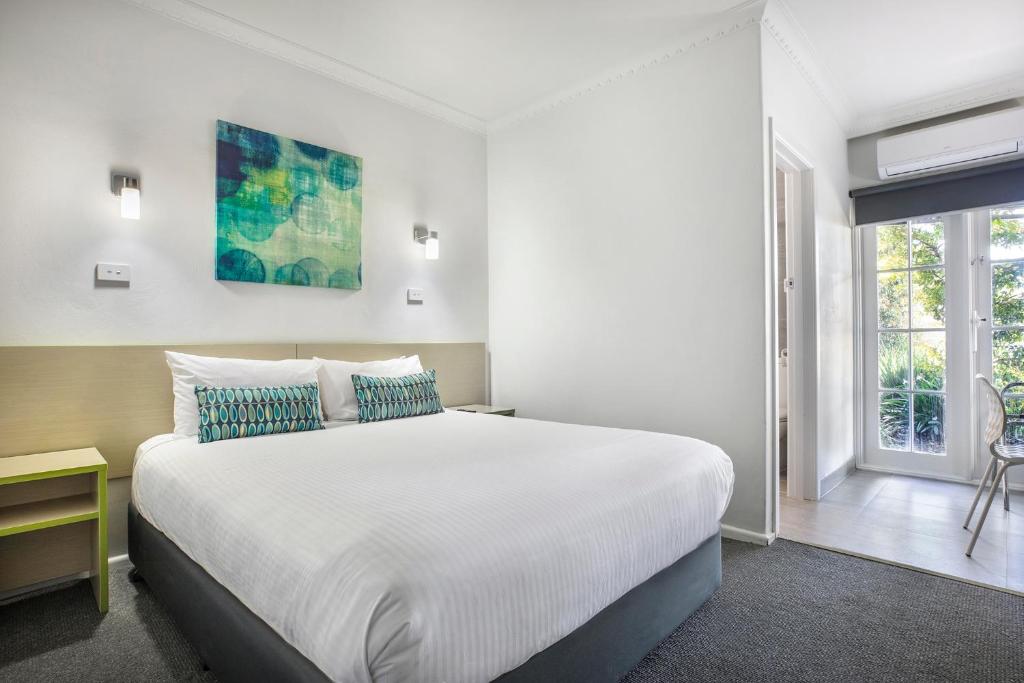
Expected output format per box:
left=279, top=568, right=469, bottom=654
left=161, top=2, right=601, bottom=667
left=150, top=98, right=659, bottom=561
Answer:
left=963, top=375, right=1024, bottom=557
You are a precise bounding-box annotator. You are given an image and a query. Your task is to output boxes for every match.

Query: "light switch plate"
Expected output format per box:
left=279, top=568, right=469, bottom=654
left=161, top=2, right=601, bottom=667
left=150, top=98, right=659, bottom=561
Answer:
left=96, top=263, right=131, bottom=283
left=407, top=287, right=424, bottom=304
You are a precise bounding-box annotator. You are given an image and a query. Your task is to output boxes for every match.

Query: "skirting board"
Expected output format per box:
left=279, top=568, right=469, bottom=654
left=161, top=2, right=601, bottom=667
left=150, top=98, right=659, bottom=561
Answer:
left=721, top=524, right=776, bottom=546
left=819, top=457, right=856, bottom=499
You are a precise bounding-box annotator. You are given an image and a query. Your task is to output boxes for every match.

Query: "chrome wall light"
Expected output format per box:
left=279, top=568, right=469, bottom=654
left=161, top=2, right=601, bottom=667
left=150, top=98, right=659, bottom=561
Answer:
left=112, top=174, right=141, bottom=220
left=413, top=224, right=439, bottom=260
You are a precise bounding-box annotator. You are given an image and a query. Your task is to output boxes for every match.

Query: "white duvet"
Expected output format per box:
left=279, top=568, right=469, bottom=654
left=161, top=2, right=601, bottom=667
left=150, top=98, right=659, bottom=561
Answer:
left=131, top=410, right=734, bottom=683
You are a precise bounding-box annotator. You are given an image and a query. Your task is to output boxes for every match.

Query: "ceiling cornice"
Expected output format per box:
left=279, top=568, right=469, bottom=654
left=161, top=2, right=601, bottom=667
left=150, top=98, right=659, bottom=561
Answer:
left=122, top=0, right=1022, bottom=142
left=487, top=1, right=768, bottom=133
left=847, top=72, right=1024, bottom=138
left=120, top=0, right=488, bottom=135
left=487, top=0, right=860, bottom=136
left=760, top=0, right=854, bottom=133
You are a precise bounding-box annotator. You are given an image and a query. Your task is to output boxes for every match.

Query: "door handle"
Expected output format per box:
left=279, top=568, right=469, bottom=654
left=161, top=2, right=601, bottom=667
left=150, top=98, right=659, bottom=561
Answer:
left=972, top=310, right=989, bottom=353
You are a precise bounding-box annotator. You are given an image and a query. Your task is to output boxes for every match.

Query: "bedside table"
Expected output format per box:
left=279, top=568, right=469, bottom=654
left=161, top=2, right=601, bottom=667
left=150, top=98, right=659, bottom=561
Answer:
left=0, top=448, right=108, bottom=612
left=452, top=404, right=516, bottom=417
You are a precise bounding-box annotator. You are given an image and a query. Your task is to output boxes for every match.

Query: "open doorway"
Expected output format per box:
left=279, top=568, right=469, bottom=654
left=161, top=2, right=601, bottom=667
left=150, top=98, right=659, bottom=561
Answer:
left=780, top=203, right=1024, bottom=592
left=771, top=134, right=814, bottom=542
left=776, top=167, right=791, bottom=498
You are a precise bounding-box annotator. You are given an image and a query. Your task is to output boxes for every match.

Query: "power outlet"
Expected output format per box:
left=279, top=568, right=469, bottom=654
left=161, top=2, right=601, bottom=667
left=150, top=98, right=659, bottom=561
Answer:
left=407, top=288, right=424, bottom=304
left=96, top=263, right=131, bottom=283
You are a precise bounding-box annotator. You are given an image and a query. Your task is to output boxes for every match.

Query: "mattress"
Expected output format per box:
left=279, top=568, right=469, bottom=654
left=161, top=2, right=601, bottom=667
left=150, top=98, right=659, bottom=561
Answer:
left=131, top=411, right=734, bottom=683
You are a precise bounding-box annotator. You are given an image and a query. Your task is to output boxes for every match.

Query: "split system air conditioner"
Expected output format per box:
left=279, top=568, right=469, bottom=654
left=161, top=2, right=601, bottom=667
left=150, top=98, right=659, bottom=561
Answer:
left=877, top=107, right=1024, bottom=179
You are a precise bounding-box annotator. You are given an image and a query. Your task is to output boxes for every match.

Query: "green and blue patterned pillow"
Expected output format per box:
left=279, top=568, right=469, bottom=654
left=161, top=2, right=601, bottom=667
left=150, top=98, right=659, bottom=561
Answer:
left=351, top=369, right=443, bottom=423
left=194, top=382, right=324, bottom=444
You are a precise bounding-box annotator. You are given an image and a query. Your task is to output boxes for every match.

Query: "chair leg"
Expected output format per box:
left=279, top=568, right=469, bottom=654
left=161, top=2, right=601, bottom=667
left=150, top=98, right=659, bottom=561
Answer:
left=1003, top=466, right=1010, bottom=512
left=964, top=457, right=997, bottom=529
left=966, top=462, right=1008, bottom=557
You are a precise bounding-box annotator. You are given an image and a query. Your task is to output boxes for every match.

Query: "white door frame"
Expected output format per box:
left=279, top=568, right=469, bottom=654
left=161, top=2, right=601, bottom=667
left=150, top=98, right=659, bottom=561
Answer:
left=770, top=128, right=817, bottom=538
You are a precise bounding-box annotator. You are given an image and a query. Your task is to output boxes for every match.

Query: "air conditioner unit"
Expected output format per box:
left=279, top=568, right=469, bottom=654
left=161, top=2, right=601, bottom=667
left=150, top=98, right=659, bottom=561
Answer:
left=877, top=107, right=1024, bottom=179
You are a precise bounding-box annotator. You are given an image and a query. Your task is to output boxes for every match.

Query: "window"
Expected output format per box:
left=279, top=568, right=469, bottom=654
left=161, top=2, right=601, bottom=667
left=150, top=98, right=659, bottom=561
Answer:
left=989, top=207, right=1024, bottom=445
left=875, top=219, right=946, bottom=454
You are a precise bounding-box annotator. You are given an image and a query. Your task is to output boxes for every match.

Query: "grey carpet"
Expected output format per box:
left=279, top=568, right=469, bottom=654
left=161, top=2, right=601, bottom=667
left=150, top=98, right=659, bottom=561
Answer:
left=0, top=540, right=1021, bottom=683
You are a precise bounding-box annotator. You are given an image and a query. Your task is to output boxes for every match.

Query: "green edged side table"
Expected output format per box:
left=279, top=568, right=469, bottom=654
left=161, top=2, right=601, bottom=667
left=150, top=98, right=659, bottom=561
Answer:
left=0, top=448, right=108, bottom=612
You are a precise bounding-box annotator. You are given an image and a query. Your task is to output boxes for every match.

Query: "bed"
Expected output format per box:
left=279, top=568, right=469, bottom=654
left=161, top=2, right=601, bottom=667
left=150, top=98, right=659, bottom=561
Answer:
left=129, top=410, right=734, bottom=682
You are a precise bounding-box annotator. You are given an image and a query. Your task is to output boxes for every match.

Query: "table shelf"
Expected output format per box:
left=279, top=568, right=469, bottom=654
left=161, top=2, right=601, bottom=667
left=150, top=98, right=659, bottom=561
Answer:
left=0, top=493, right=99, bottom=537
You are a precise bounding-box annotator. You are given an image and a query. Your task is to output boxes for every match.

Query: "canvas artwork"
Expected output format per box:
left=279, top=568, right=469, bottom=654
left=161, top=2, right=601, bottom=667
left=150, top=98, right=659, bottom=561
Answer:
left=215, top=120, right=362, bottom=289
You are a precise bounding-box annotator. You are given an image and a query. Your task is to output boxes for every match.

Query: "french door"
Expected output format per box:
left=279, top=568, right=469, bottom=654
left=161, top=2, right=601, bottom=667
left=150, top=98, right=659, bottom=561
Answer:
left=861, top=205, right=1024, bottom=481
left=862, top=215, right=971, bottom=479
left=973, top=205, right=1024, bottom=484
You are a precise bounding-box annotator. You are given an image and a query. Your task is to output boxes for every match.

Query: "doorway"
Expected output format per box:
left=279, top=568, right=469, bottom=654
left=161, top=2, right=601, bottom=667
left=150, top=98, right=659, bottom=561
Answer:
left=779, top=203, right=1024, bottom=591
left=772, top=134, right=814, bottom=541
left=776, top=167, right=791, bottom=496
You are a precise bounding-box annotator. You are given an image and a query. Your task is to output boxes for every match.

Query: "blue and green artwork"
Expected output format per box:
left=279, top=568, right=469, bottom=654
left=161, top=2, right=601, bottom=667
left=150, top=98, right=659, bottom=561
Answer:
left=215, top=120, right=362, bottom=289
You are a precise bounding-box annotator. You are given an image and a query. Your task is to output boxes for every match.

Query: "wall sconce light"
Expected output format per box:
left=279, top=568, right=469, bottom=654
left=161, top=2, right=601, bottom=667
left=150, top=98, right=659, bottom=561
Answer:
left=413, top=224, right=439, bottom=260
left=112, top=174, right=141, bottom=220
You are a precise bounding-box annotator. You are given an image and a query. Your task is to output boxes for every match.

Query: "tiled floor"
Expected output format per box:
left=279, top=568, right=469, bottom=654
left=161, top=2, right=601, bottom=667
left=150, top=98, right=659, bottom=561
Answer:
left=779, top=469, right=1024, bottom=593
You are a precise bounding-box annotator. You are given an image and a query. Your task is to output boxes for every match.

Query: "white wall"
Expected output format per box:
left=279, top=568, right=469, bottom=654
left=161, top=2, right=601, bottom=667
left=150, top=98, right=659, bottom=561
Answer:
left=488, top=27, right=769, bottom=534
left=0, top=0, right=489, bottom=560
left=0, top=0, right=488, bottom=346
left=761, top=24, right=855, bottom=496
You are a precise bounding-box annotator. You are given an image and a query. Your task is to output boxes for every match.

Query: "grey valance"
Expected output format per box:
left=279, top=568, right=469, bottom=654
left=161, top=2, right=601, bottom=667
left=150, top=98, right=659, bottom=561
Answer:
left=850, top=158, right=1024, bottom=226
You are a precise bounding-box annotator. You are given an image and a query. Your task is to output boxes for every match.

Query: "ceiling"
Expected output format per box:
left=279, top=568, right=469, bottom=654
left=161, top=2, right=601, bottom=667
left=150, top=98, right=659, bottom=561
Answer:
left=163, top=0, right=1024, bottom=133
left=783, top=0, right=1024, bottom=134
left=182, top=0, right=749, bottom=122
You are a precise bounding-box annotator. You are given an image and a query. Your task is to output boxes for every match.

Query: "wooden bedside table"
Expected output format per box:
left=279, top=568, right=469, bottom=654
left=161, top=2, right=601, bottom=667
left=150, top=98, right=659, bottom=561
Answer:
left=452, top=404, right=516, bottom=417
left=0, top=448, right=108, bottom=612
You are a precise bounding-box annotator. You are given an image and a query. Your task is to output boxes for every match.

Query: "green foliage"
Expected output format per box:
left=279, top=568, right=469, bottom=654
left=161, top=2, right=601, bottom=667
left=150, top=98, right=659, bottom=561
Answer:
left=991, top=213, right=1024, bottom=392
left=875, top=213, right=1024, bottom=451
left=878, top=341, right=945, bottom=453
left=878, top=333, right=908, bottom=389
left=876, top=222, right=945, bottom=328
left=879, top=391, right=909, bottom=450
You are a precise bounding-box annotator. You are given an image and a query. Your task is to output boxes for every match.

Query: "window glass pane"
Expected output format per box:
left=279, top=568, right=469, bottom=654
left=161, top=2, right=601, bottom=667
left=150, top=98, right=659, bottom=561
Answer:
left=878, top=332, right=909, bottom=389
left=877, top=223, right=908, bottom=270
left=879, top=392, right=910, bottom=451
left=991, top=207, right=1024, bottom=260
left=993, top=329, right=1024, bottom=390
left=913, top=393, right=945, bottom=454
left=911, top=268, right=945, bottom=328
left=911, top=220, right=944, bottom=266
left=912, top=332, right=945, bottom=391
left=1005, top=396, right=1024, bottom=447
left=878, top=272, right=908, bottom=328
left=992, top=262, right=1024, bottom=327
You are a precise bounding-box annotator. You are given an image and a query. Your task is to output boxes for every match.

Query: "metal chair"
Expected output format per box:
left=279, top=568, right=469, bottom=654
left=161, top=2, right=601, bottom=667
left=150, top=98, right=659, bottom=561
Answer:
left=963, top=376, right=1024, bottom=557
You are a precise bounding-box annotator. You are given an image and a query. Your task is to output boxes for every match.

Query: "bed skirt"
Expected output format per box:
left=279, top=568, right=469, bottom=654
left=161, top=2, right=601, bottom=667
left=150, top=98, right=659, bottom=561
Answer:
left=128, top=502, right=721, bottom=682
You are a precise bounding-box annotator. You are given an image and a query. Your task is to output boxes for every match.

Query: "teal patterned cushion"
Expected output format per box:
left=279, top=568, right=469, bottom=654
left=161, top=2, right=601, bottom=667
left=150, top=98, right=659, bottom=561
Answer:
left=351, top=370, right=444, bottom=423
left=194, top=382, right=324, bottom=444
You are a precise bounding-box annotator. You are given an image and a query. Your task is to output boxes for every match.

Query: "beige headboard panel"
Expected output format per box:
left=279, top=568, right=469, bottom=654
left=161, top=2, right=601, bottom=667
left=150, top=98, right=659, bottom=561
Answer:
left=0, top=343, right=485, bottom=478
left=298, top=343, right=486, bottom=408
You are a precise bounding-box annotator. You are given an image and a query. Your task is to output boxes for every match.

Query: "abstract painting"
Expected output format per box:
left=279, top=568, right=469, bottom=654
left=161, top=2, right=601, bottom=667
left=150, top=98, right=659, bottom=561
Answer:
left=215, top=120, right=362, bottom=289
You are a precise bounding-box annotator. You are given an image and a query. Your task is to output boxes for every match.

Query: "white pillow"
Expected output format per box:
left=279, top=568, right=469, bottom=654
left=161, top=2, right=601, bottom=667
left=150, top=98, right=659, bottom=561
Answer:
left=165, top=351, right=321, bottom=437
left=315, top=355, right=424, bottom=421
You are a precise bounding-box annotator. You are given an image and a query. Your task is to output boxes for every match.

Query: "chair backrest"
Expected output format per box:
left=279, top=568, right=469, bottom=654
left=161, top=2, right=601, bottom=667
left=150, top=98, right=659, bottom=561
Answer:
left=977, top=374, right=1006, bottom=449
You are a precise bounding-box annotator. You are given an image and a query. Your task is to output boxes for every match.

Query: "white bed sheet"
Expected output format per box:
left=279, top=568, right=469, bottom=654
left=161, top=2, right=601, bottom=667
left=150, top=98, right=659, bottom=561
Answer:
left=132, top=410, right=734, bottom=683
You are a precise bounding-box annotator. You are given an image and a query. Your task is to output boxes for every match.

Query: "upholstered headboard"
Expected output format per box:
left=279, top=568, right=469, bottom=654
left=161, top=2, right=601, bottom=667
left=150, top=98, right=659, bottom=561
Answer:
left=0, top=343, right=486, bottom=478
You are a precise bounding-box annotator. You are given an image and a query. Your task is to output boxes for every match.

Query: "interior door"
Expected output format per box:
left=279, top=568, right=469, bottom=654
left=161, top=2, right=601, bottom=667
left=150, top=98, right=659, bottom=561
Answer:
left=861, top=215, right=972, bottom=479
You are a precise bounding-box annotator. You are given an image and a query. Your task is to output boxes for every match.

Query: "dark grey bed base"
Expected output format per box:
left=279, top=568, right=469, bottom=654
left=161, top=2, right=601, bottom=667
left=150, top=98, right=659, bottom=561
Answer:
left=128, top=503, right=721, bottom=683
